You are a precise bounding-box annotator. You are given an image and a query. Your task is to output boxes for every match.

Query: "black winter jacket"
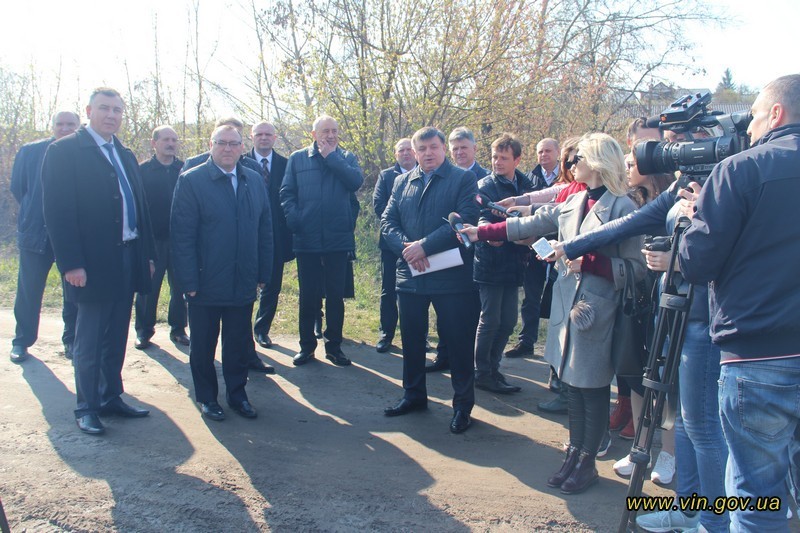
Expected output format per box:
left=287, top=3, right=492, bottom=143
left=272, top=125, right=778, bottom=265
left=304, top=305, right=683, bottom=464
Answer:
left=473, top=170, right=533, bottom=285
left=381, top=159, right=478, bottom=294
left=170, top=158, right=273, bottom=307
left=280, top=143, right=363, bottom=253
left=679, top=123, right=800, bottom=360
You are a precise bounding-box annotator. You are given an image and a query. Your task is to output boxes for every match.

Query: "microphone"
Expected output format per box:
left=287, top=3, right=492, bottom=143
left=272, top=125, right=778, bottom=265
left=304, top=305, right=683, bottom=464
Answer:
left=447, top=212, right=471, bottom=249
left=475, top=193, right=521, bottom=217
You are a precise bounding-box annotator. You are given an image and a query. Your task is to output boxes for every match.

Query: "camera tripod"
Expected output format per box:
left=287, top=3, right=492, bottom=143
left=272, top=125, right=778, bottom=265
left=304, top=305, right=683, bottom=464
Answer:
left=618, top=218, right=694, bottom=533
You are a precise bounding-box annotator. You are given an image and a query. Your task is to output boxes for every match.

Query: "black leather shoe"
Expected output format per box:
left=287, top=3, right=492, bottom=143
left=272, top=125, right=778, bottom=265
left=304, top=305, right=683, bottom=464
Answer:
left=248, top=357, right=276, bottom=374
left=504, top=342, right=534, bottom=358
left=229, top=400, right=257, bottom=419
left=199, top=401, right=225, bottom=421
left=170, top=330, right=190, bottom=346
left=100, top=399, right=150, bottom=418
left=10, top=345, right=30, bottom=364
left=475, top=376, right=520, bottom=394
left=293, top=351, right=316, bottom=366
left=255, top=332, right=272, bottom=348
left=314, top=317, right=324, bottom=339
left=64, top=343, right=74, bottom=360
left=425, top=356, right=450, bottom=373
left=76, top=414, right=105, bottom=435
left=547, top=445, right=580, bottom=487
left=375, top=338, right=392, bottom=353
left=560, top=451, right=599, bottom=494
left=134, top=335, right=151, bottom=350
left=492, top=371, right=521, bottom=391
left=384, top=398, right=427, bottom=417
left=450, top=410, right=472, bottom=434
left=325, top=349, right=352, bottom=367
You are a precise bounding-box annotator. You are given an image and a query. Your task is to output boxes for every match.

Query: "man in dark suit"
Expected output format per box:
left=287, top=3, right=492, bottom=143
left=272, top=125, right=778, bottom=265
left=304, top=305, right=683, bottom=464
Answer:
left=381, top=126, right=481, bottom=433
left=180, top=117, right=273, bottom=374
left=372, top=137, right=416, bottom=353
left=247, top=121, right=292, bottom=349
left=171, top=125, right=273, bottom=421
left=42, top=87, right=156, bottom=435
left=133, top=125, right=189, bottom=350
left=448, top=127, right=490, bottom=179
left=280, top=115, right=363, bottom=367
left=10, top=111, right=80, bottom=364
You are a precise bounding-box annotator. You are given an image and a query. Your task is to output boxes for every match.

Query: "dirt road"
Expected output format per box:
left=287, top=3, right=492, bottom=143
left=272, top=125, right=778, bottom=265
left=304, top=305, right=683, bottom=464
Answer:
left=1, top=308, right=676, bottom=532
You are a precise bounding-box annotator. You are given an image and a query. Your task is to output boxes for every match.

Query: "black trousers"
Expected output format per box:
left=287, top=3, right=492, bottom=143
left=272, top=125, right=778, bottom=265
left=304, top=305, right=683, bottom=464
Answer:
left=13, top=247, right=77, bottom=348
left=296, top=252, right=348, bottom=352
left=378, top=248, right=398, bottom=341
left=134, top=238, right=187, bottom=337
left=188, top=302, right=252, bottom=405
left=397, top=291, right=480, bottom=412
left=518, top=258, right=548, bottom=347
left=72, top=243, right=135, bottom=417
left=567, top=384, right=611, bottom=456
left=253, top=253, right=285, bottom=336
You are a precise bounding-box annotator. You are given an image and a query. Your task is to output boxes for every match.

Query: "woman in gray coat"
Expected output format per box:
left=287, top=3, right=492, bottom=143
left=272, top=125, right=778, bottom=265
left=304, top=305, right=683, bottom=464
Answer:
left=460, top=133, right=645, bottom=494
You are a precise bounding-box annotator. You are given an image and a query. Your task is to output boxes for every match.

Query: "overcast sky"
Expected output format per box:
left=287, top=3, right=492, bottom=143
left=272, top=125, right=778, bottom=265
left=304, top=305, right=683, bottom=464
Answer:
left=1, top=0, right=794, bottom=115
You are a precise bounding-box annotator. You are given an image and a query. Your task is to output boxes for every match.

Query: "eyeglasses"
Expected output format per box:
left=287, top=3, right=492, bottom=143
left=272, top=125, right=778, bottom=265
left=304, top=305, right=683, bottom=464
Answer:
left=564, top=153, right=583, bottom=170
left=213, top=140, right=242, bottom=148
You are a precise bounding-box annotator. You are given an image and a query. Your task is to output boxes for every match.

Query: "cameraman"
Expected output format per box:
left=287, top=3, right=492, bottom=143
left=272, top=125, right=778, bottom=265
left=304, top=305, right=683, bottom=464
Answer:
left=549, top=147, right=729, bottom=531
left=678, top=74, right=800, bottom=531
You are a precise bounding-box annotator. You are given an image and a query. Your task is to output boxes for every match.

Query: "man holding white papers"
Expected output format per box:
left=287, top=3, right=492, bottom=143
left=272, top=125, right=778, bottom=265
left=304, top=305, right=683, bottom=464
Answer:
left=380, top=126, right=480, bottom=434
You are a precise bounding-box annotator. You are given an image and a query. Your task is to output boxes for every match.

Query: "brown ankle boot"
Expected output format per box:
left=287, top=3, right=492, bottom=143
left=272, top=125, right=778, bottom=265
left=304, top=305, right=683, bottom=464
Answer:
left=609, top=395, right=632, bottom=430
left=547, top=446, right=580, bottom=487
left=560, top=451, right=598, bottom=494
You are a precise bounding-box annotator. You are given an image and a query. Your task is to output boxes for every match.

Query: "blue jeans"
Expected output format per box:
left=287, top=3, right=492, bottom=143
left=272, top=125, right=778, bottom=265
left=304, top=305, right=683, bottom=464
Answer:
left=719, top=357, right=800, bottom=531
left=675, top=322, right=728, bottom=532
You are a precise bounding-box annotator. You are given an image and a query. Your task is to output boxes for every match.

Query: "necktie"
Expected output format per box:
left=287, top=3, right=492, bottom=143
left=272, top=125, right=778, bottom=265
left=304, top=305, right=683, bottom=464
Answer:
left=227, top=172, right=238, bottom=195
left=261, top=157, right=270, bottom=184
left=104, top=143, right=137, bottom=232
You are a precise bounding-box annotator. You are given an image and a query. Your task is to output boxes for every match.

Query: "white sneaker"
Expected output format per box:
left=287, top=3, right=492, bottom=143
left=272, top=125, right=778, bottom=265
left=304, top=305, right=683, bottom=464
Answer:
left=635, top=510, right=700, bottom=532
left=650, top=450, right=675, bottom=485
left=613, top=453, right=651, bottom=478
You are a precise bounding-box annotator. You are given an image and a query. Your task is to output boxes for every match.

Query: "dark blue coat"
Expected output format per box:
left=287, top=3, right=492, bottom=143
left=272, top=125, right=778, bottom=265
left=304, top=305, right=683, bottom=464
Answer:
left=280, top=143, right=363, bottom=253
left=381, top=159, right=478, bottom=294
left=679, top=123, right=800, bottom=359
left=473, top=170, right=533, bottom=286
left=11, top=137, right=54, bottom=254
left=170, top=158, right=273, bottom=307
left=42, top=127, right=156, bottom=303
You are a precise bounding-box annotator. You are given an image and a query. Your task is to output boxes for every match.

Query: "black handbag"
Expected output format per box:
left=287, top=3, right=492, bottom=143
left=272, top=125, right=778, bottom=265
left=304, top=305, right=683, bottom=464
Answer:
left=610, top=259, right=653, bottom=378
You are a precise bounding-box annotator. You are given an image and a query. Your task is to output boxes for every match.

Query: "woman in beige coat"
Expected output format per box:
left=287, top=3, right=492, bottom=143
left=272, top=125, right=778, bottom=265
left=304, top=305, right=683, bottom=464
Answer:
left=460, top=133, right=645, bottom=494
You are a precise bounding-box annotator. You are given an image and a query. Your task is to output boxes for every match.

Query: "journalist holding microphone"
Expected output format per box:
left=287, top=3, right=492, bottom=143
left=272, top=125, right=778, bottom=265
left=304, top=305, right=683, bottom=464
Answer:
left=460, top=132, right=645, bottom=494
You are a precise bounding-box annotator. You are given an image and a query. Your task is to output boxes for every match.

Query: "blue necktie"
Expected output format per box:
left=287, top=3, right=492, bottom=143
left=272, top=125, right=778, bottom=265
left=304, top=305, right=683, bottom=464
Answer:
left=104, top=143, right=137, bottom=232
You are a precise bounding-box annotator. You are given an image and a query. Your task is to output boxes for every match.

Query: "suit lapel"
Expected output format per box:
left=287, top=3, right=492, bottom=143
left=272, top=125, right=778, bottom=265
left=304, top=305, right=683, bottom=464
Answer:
left=579, top=191, right=615, bottom=234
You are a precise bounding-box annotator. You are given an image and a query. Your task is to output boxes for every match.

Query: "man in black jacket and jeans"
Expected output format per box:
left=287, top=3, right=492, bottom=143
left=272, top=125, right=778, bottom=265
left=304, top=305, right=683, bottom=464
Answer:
left=281, top=115, right=364, bottom=367
left=134, top=125, right=188, bottom=349
left=381, top=126, right=480, bottom=433
left=473, top=134, right=532, bottom=394
left=678, top=74, right=800, bottom=531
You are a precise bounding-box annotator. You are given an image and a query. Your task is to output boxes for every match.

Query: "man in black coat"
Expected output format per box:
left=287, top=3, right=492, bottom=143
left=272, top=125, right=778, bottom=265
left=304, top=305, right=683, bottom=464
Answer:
left=181, top=117, right=273, bottom=374
left=246, top=121, right=292, bottom=349
left=133, top=125, right=188, bottom=349
left=171, top=125, right=273, bottom=421
left=280, top=115, right=363, bottom=367
left=381, top=126, right=480, bottom=434
left=372, top=137, right=416, bottom=353
left=42, top=87, right=156, bottom=435
left=10, top=111, right=80, bottom=363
